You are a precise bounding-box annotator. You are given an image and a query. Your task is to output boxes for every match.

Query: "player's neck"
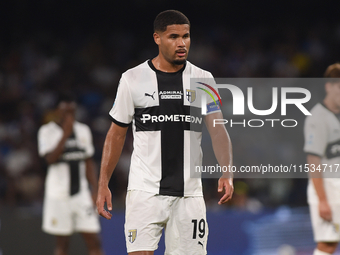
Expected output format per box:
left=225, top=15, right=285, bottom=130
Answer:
left=323, top=98, right=340, bottom=114
left=152, top=56, right=184, bottom=73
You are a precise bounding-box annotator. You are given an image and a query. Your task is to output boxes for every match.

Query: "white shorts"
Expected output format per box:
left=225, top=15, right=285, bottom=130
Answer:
left=42, top=191, right=101, bottom=235
left=125, top=190, right=208, bottom=255
left=309, top=203, right=340, bottom=242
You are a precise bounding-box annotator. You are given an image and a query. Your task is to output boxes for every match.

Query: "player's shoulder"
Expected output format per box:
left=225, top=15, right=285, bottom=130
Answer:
left=305, top=103, right=330, bottom=126
left=74, top=121, right=91, bottom=132
left=38, top=121, right=58, bottom=133
left=185, top=61, right=213, bottom=78
left=308, top=103, right=331, bottom=119
left=37, top=122, right=60, bottom=142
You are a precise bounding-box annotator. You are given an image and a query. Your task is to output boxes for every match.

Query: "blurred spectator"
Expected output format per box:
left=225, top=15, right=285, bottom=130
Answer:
left=4, top=139, right=42, bottom=207
left=230, top=181, right=263, bottom=213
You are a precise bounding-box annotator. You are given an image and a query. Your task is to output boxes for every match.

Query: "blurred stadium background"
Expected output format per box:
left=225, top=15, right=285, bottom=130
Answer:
left=0, top=0, right=340, bottom=254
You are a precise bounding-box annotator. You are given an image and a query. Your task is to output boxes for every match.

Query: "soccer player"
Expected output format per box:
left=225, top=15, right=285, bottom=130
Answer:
left=304, top=63, right=340, bottom=255
left=96, top=10, right=234, bottom=255
left=37, top=93, right=104, bottom=255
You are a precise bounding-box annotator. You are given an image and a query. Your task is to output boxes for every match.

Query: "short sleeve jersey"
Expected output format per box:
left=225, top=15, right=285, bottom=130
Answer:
left=109, top=60, right=221, bottom=197
left=38, top=121, right=94, bottom=199
left=304, top=103, right=340, bottom=203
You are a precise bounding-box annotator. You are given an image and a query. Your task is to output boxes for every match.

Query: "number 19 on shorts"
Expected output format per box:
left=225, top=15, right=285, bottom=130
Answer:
left=192, top=219, right=206, bottom=239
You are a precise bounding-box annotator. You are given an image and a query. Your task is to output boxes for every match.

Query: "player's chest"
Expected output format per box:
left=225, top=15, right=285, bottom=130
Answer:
left=132, top=71, right=212, bottom=110
left=131, top=75, right=193, bottom=108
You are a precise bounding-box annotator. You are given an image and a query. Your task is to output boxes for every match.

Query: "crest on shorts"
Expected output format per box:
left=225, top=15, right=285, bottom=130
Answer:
left=128, top=229, right=137, bottom=243
left=52, top=218, right=58, bottom=226
left=186, top=89, right=196, bottom=103
left=334, top=223, right=339, bottom=233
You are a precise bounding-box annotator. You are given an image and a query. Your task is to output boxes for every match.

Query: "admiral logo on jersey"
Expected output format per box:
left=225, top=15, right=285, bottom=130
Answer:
left=159, top=90, right=183, bottom=99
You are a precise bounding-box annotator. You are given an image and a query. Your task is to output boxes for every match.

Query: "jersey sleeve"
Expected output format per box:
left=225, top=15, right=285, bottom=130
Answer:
left=109, top=75, right=134, bottom=127
left=304, top=115, right=327, bottom=157
left=37, top=126, right=56, bottom=157
left=84, top=125, right=95, bottom=158
left=205, top=72, right=221, bottom=115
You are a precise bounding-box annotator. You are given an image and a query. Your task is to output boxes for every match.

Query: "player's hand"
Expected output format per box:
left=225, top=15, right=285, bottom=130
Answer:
left=319, top=200, right=332, bottom=221
left=62, top=113, right=74, bottom=138
left=96, top=186, right=113, bottom=220
left=218, top=177, right=234, bottom=205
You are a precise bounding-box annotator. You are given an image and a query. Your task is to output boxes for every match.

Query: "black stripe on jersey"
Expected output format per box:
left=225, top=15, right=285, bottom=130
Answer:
left=59, top=132, right=86, bottom=196
left=133, top=60, right=204, bottom=196
left=69, top=161, right=80, bottom=195
left=326, top=139, right=340, bottom=159
left=148, top=60, right=202, bottom=197
left=157, top=69, right=185, bottom=196
left=109, top=115, right=131, bottom=127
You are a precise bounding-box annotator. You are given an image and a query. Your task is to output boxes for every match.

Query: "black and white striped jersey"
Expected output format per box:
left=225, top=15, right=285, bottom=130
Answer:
left=304, top=103, right=340, bottom=203
left=304, top=103, right=340, bottom=161
left=109, top=60, right=220, bottom=197
left=38, top=121, right=94, bottom=198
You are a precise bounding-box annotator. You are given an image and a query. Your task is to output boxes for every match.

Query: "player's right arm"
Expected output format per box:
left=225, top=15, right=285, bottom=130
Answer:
left=44, top=113, right=74, bottom=164
left=96, top=122, right=128, bottom=220
left=308, top=154, right=332, bottom=221
left=98, top=74, right=133, bottom=219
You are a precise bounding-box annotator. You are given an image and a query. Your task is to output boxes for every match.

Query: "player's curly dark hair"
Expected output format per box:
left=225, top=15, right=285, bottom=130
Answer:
left=55, top=91, right=77, bottom=108
left=154, top=10, right=190, bottom=32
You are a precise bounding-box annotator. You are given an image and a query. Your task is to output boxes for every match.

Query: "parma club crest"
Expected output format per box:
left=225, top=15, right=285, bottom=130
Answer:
left=186, top=89, right=196, bottom=103
left=128, top=229, right=137, bottom=243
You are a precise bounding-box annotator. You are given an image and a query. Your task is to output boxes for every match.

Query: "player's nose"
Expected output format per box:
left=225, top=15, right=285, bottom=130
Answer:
left=177, top=37, right=186, bottom=47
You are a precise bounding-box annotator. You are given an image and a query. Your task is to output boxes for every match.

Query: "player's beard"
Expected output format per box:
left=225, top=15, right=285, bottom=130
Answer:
left=172, top=59, right=186, bottom=65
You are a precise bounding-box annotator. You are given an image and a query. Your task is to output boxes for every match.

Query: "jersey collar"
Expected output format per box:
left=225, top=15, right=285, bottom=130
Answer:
left=148, top=59, right=186, bottom=75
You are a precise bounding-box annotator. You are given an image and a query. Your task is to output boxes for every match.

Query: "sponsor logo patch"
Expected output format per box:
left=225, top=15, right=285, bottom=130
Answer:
left=159, top=91, right=183, bottom=100
left=145, top=91, right=156, bottom=100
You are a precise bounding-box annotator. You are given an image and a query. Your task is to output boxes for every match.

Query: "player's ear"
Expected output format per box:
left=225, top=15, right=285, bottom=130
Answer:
left=153, top=32, right=161, bottom=46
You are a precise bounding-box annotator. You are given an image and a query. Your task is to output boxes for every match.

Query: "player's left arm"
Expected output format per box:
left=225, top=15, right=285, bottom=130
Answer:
left=85, top=157, right=99, bottom=205
left=204, top=111, right=234, bottom=204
